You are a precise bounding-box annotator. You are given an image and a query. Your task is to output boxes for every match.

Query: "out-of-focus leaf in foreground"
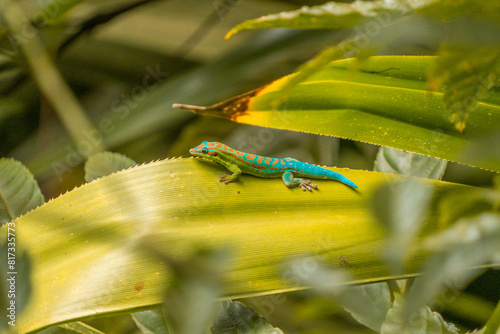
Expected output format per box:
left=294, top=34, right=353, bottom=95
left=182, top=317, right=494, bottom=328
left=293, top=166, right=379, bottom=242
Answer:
left=0, top=158, right=44, bottom=225
left=428, top=46, right=500, bottom=132
left=1, top=158, right=497, bottom=333
left=297, top=260, right=391, bottom=333
left=159, top=246, right=229, bottom=334
left=372, top=146, right=439, bottom=272
left=370, top=178, right=433, bottom=273
left=405, top=213, right=500, bottom=320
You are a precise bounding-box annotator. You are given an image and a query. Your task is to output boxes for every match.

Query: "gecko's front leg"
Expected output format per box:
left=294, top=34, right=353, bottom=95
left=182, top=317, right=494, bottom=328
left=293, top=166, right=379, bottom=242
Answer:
left=219, top=163, right=242, bottom=184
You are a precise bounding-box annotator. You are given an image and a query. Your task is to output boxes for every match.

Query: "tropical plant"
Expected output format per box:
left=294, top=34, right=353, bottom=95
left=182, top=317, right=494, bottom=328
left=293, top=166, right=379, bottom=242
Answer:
left=0, top=0, right=499, bottom=333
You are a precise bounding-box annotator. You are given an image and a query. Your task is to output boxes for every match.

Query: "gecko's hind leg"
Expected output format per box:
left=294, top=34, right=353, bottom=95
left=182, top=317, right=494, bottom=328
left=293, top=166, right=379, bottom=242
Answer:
left=281, top=171, right=318, bottom=191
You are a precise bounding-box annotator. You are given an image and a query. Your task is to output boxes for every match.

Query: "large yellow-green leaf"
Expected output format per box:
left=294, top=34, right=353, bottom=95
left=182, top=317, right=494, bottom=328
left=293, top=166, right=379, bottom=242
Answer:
left=1, top=157, right=494, bottom=333
left=174, top=56, right=500, bottom=172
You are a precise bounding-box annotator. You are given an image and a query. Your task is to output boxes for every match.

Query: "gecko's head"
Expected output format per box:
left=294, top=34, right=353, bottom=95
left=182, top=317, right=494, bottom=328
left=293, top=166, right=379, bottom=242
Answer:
left=189, top=141, right=219, bottom=158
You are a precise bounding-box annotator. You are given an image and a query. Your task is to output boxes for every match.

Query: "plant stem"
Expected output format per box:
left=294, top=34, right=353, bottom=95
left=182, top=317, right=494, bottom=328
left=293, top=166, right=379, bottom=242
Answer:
left=2, top=1, right=105, bottom=155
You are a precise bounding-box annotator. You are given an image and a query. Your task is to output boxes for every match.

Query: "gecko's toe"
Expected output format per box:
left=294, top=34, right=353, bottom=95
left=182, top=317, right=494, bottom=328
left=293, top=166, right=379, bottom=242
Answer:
left=300, top=180, right=317, bottom=191
left=219, top=175, right=228, bottom=183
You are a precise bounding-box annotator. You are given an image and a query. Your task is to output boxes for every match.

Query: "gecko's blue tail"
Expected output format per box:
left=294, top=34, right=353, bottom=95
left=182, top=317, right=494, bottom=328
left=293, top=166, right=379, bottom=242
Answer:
left=292, top=160, right=358, bottom=189
left=326, top=170, right=358, bottom=189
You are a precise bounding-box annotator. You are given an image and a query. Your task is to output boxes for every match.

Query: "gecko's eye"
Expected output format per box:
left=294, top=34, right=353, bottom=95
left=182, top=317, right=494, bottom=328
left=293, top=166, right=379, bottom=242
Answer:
left=201, top=148, right=208, bottom=154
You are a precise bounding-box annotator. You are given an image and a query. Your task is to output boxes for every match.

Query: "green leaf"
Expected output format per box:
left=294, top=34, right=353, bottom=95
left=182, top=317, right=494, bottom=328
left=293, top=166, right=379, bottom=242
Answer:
left=131, top=309, right=170, bottom=334
left=211, top=300, right=283, bottom=334
left=58, top=321, right=106, bottom=334
left=428, top=46, right=500, bottom=132
left=0, top=158, right=44, bottom=225
left=374, top=147, right=447, bottom=180
left=84, top=152, right=137, bottom=182
left=405, top=213, right=500, bottom=319
left=225, top=2, right=500, bottom=134
left=1, top=158, right=496, bottom=333
left=174, top=56, right=500, bottom=172
left=484, top=299, right=500, bottom=334
left=335, top=283, right=392, bottom=333
left=226, top=1, right=409, bottom=39
left=381, top=293, right=458, bottom=334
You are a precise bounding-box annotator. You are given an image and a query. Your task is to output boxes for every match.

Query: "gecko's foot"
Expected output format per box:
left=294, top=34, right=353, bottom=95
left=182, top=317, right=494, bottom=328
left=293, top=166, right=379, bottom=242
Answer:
left=300, top=180, right=318, bottom=191
left=219, top=174, right=230, bottom=183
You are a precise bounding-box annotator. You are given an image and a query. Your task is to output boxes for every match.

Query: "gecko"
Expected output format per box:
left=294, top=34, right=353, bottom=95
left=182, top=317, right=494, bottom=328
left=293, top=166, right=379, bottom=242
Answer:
left=190, top=141, right=358, bottom=191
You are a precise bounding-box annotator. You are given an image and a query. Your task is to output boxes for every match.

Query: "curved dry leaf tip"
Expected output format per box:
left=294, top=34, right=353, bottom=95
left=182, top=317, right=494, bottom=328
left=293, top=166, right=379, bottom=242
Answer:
left=172, top=103, right=207, bottom=111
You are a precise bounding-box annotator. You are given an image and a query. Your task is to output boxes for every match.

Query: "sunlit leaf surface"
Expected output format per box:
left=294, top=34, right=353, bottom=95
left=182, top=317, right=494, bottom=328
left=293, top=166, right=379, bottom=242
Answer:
left=1, top=158, right=495, bottom=333
left=175, top=56, right=500, bottom=172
